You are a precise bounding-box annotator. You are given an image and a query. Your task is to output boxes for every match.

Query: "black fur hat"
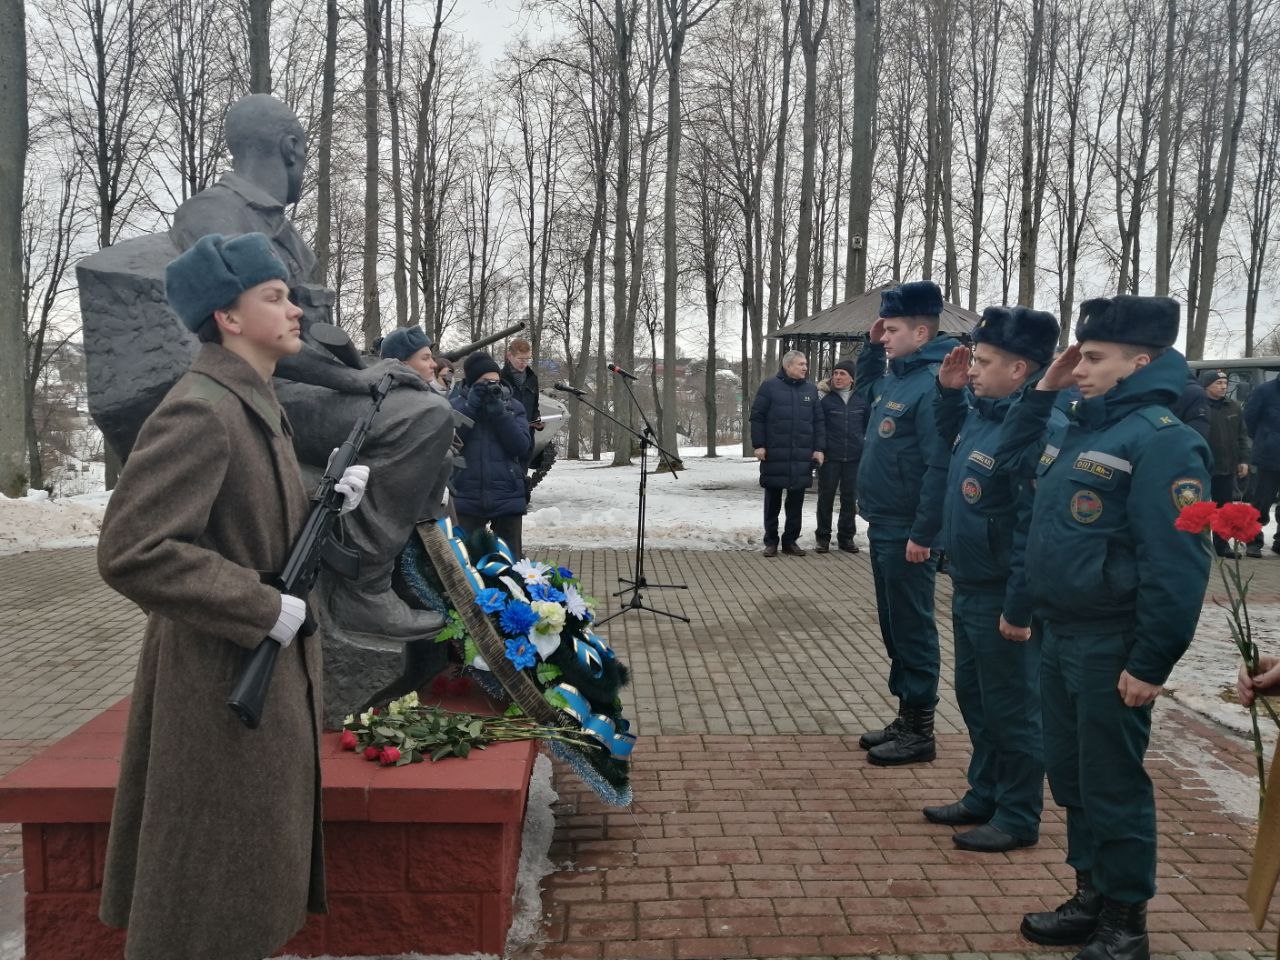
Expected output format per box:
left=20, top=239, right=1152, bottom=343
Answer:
left=972, top=306, right=1060, bottom=365
left=879, top=280, right=943, bottom=318
left=1074, top=296, right=1179, bottom=349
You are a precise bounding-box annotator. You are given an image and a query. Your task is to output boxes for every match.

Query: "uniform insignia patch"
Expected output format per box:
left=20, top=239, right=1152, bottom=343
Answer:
left=1040, top=452, right=1058, bottom=466
left=1159, top=415, right=1175, bottom=425
left=1073, top=458, right=1115, bottom=481
left=1070, top=489, right=1104, bottom=524
left=878, top=417, right=896, bottom=438
left=1171, top=477, right=1203, bottom=510
left=886, top=400, right=907, bottom=411
left=968, top=450, right=995, bottom=470
left=962, top=477, right=982, bottom=504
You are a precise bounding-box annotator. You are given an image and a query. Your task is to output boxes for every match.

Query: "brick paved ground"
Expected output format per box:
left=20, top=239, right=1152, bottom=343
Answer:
left=0, top=544, right=1277, bottom=959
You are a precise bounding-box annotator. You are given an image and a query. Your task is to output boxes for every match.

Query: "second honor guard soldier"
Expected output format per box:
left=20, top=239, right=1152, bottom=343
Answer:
left=1001, top=296, right=1211, bottom=960
left=926, top=306, right=1063, bottom=853
left=855, top=281, right=956, bottom=765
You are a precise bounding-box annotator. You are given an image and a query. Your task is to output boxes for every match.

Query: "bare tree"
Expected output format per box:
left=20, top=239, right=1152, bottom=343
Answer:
left=763, top=0, right=794, bottom=370
left=361, top=0, right=381, bottom=347
left=793, top=0, right=830, bottom=320
left=383, top=0, right=409, bottom=327
left=246, top=0, right=272, bottom=92
left=1015, top=0, right=1048, bottom=305
left=843, top=0, right=877, bottom=298
left=314, top=0, right=338, bottom=282
left=1238, top=49, right=1280, bottom=355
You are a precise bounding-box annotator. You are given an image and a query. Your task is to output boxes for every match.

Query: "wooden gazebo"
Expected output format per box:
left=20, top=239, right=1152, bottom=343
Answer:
left=771, top=285, right=980, bottom=373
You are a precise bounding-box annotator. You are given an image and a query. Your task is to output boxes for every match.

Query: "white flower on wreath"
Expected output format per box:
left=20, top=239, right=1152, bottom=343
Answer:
left=530, top=630, right=561, bottom=659
left=531, top=600, right=566, bottom=636
left=512, top=558, right=551, bottom=586
left=563, top=583, right=592, bottom=620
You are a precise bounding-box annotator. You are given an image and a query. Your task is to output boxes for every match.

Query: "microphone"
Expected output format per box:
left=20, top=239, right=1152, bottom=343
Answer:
left=607, top=362, right=638, bottom=381
left=553, top=382, right=586, bottom=397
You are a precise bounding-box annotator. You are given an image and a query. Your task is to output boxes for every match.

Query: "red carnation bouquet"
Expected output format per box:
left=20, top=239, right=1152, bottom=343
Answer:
left=1176, top=501, right=1278, bottom=810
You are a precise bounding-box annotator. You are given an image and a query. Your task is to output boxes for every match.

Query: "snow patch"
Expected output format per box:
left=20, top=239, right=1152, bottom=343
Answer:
left=0, top=489, right=110, bottom=556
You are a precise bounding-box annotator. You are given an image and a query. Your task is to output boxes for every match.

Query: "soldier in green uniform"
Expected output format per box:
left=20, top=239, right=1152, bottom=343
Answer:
left=1001, top=296, right=1211, bottom=960
left=854, top=281, right=956, bottom=766
left=924, top=306, right=1064, bottom=852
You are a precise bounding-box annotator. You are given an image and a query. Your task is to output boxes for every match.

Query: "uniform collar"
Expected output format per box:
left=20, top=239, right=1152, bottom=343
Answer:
left=217, top=172, right=286, bottom=212
left=190, top=343, right=289, bottom=437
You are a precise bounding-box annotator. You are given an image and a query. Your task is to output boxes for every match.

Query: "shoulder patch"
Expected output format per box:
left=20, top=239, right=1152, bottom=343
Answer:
left=967, top=450, right=995, bottom=470
left=178, top=372, right=231, bottom=406
left=1171, top=477, right=1204, bottom=511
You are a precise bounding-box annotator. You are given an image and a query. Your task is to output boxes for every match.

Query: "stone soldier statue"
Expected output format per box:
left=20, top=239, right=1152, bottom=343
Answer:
left=167, top=94, right=453, bottom=642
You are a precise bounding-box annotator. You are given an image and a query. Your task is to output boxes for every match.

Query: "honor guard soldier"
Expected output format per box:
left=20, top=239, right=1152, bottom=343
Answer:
left=854, top=281, right=956, bottom=765
left=925, top=306, right=1064, bottom=852
left=999, top=296, right=1211, bottom=960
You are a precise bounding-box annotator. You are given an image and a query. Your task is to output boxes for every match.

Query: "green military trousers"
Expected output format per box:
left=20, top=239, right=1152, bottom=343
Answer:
left=1041, top=621, right=1156, bottom=902
left=867, top=524, right=940, bottom=708
left=952, top=586, right=1044, bottom=842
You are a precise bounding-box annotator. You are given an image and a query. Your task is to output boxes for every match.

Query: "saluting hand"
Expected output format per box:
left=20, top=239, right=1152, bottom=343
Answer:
left=868, top=317, right=887, bottom=345
left=1037, top=343, right=1081, bottom=392
left=1117, top=670, right=1162, bottom=707
left=938, top=346, right=972, bottom=390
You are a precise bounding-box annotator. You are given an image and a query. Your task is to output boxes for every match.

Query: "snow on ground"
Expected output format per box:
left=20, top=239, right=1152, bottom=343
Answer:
left=0, top=489, right=110, bottom=556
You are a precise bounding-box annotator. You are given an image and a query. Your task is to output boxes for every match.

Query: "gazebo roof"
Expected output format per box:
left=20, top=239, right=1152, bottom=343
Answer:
left=771, top=285, right=980, bottom=341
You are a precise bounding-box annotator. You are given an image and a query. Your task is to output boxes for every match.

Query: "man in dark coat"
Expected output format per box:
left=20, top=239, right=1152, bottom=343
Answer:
left=815, top=359, right=869, bottom=553
left=750, top=350, right=825, bottom=556
left=1202, top=369, right=1250, bottom=557
left=1245, top=375, right=1280, bottom=557
left=451, top=352, right=534, bottom=556
left=98, top=234, right=367, bottom=960
left=1172, top=370, right=1211, bottom=441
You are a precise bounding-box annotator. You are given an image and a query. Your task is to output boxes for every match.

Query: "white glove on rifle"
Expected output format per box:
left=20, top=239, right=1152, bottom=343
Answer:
left=269, top=594, right=308, bottom=648
left=328, top=448, right=370, bottom=514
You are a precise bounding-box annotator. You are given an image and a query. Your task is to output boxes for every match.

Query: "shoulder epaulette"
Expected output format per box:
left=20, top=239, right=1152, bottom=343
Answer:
left=177, top=372, right=232, bottom=406
left=1137, top=406, right=1180, bottom=430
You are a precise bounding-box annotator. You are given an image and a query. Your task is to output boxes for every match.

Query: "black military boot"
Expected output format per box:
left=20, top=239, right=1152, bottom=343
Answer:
left=1021, top=870, right=1102, bottom=946
left=858, top=701, right=906, bottom=749
left=867, top=706, right=936, bottom=765
left=1074, top=898, right=1149, bottom=960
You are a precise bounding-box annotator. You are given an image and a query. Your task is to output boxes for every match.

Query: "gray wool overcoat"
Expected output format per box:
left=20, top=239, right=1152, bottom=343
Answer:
left=97, top=344, right=326, bottom=960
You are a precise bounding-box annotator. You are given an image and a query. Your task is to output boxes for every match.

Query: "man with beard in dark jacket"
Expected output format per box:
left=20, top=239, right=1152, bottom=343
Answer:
left=750, top=350, right=825, bottom=557
left=451, top=352, right=534, bottom=556
left=815, top=359, right=869, bottom=554
left=1202, top=369, right=1250, bottom=557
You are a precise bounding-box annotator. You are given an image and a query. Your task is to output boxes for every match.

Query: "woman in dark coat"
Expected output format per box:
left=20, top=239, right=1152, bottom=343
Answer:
left=450, top=352, right=534, bottom=556
left=750, top=350, right=826, bottom=556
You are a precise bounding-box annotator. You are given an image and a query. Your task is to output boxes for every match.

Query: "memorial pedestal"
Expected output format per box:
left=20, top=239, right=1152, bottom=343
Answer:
left=0, top=695, right=535, bottom=959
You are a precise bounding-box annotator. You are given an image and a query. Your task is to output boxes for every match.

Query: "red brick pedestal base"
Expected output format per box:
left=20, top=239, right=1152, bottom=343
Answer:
left=0, top=696, right=535, bottom=959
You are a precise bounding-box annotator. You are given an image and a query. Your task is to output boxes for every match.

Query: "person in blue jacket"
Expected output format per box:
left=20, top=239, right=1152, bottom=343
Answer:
left=750, top=350, right=825, bottom=556
left=854, top=280, right=956, bottom=766
left=923, top=306, right=1064, bottom=854
left=450, top=352, right=533, bottom=556
left=1001, top=296, right=1211, bottom=960
left=815, top=359, right=869, bottom=554
left=1245, top=375, right=1280, bottom=557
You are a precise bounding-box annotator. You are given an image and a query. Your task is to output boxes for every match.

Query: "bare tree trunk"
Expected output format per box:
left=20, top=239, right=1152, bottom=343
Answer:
left=314, top=0, right=337, bottom=283
left=794, top=0, right=829, bottom=321
left=1154, top=0, right=1175, bottom=296
left=1188, top=0, right=1256, bottom=360
left=1016, top=0, right=1044, bottom=305
left=247, top=0, right=272, bottom=93
left=361, top=0, right=381, bottom=348
left=0, top=0, right=27, bottom=496
left=610, top=0, right=638, bottom=466
left=766, top=1, right=795, bottom=373
left=383, top=0, right=408, bottom=327
left=844, top=0, right=877, bottom=299
left=964, top=0, right=1003, bottom=312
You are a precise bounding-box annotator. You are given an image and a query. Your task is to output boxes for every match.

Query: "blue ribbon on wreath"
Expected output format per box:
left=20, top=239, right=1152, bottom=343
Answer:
left=550, top=683, right=637, bottom=759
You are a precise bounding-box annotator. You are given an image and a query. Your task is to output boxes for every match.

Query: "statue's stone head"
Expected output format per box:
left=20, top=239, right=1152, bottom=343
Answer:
left=226, top=94, right=308, bottom=205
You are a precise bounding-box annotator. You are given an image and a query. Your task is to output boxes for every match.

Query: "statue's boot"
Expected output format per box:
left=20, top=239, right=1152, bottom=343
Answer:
left=328, top=565, right=444, bottom=641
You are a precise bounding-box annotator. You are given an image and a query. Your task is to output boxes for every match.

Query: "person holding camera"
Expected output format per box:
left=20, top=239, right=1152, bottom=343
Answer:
left=450, top=352, right=534, bottom=556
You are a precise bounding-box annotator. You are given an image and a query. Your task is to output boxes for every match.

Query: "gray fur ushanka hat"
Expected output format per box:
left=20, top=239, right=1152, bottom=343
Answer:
left=164, top=233, right=290, bottom=333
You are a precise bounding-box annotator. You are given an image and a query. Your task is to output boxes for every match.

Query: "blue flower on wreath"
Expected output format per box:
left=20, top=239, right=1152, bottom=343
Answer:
left=529, top=583, right=566, bottom=604
left=474, top=587, right=507, bottom=614
left=504, top=637, right=537, bottom=670
left=499, top=599, right=540, bottom=637
left=556, top=566, right=576, bottom=582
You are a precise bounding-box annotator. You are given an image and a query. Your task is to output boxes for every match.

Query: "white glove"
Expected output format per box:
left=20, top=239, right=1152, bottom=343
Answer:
left=269, top=594, right=308, bottom=648
left=333, top=460, right=370, bottom=514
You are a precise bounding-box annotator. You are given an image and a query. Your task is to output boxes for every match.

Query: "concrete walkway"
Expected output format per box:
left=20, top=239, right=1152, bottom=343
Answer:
left=0, top=544, right=1275, bottom=959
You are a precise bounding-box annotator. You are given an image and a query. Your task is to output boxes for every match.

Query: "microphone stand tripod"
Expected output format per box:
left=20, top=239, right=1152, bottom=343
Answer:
left=554, top=384, right=689, bottom=625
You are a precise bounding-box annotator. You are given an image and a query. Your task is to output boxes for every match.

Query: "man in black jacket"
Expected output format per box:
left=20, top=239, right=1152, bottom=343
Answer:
left=1203, top=369, right=1250, bottom=557
left=750, top=350, right=825, bottom=557
left=816, top=359, right=869, bottom=554
left=500, top=336, right=544, bottom=499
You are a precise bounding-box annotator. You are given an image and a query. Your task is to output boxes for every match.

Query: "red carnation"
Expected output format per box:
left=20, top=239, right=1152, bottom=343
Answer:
left=379, top=746, right=401, bottom=766
left=363, top=746, right=381, bottom=762
left=339, top=730, right=358, bottom=751
left=1211, top=502, right=1263, bottom=544
left=1174, top=501, right=1217, bottom=534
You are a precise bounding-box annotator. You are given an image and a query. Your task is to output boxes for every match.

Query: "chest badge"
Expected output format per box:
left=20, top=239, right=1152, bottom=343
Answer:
left=1070, top=489, right=1104, bottom=524
left=962, top=477, right=982, bottom=504
left=878, top=416, right=896, bottom=438
left=1171, top=477, right=1204, bottom=510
